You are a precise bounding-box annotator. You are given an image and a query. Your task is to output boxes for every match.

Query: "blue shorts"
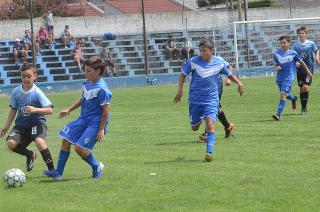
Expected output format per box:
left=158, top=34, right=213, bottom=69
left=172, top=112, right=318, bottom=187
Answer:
left=59, top=117, right=108, bottom=151
left=276, top=80, right=293, bottom=94
left=189, top=104, right=218, bottom=126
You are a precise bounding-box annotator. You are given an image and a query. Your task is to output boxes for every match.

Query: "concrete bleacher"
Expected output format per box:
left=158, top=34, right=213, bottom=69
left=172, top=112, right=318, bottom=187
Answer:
left=1, top=23, right=320, bottom=88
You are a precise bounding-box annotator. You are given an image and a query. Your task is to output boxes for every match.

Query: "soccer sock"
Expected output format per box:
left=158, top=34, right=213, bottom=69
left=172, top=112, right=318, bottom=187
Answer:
left=56, top=150, right=70, bottom=176
left=286, top=93, right=295, bottom=101
left=206, top=132, right=215, bottom=154
left=40, top=148, right=54, bottom=171
left=300, top=92, right=308, bottom=110
left=277, top=100, right=286, bottom=115
left=83, top=153, right=100, bottom=170
left=218, top=111, right=230, bottom=129
left=12, top=144, right=33, bottom=158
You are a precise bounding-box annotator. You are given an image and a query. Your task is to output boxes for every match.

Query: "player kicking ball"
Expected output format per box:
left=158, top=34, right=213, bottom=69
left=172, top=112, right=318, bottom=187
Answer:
left=272, top=35, right=312, bottom=121
left=44, top=56, right=112, bottom=180
left=174, top=38, right=244, bottom=162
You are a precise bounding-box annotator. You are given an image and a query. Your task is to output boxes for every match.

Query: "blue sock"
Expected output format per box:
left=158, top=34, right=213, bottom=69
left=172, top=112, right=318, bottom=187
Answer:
left=83, top=153, right=100, bottom=170
left=206, top=132, right=215, bottom=154
left=286, top=93, right=295, bottom=101
left=56, top=150, right=70, bottom=176
left=277, top=100, right=286, bottom=115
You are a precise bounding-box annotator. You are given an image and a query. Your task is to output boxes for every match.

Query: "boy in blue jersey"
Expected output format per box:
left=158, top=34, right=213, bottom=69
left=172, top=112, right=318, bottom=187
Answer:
left=44, top=56, right=111, bottom=180
left=292, top=26, right=320, bottom=115
left=174, top=38, right=244, bottom=162
left=272, top=35, right=312, bottom=121
left=0, top=64, right=55, bottom=172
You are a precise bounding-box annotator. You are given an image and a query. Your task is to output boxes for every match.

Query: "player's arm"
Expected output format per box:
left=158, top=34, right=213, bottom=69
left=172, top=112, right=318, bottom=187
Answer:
left=97, top=104, right=110, bottom=142
left=59, top=98, right=82, bottom=118
left=226, top=75, right=244, bottom=96
left=225, top=64, right=233, bottom=86
left=25, top=106, right=53, bottom=115
left=173, top=73, right=186, bottom=103
left=274, top=63, right=282, bottom=71
left=299, top=60, right=312, bottom=77
left=0, top=108, right=17, bottom=138
left=315, top=50, right=320, bottom=67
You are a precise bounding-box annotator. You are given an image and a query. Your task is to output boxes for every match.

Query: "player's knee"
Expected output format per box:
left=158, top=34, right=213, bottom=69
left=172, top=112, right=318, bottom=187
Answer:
left=191, top=125, right=199, bottom=131
left=7, top=140, right=17, bottom=150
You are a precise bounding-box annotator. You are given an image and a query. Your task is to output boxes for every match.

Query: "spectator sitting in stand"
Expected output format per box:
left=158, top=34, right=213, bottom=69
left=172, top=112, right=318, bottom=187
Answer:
left=13, top=39, right=27, bottom=64
left=181, top=37, right=194, bottom=61
left=71, top=41, right=84, bottom=71
left=62, top=25, right=76, bottom=49
left=99, top=43, right=116, bottom=77
left=22, top=30, right=41, bottom=56
left=36, top=26, right=53, bottom=53
left=165, top=35, right=180, bottom=60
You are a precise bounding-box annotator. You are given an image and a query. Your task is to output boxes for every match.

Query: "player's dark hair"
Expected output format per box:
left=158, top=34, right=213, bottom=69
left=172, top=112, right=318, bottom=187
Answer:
left=25, top=30, right=30, bottom=34
left=84, top=56, right=106, bottom=76
left=297, top=26, right=308, bottom=34
left=279, top=35, right=291, bottom=43
left=198, top=38, right=215, bottom=50
left=21, top=63, right=36, bottom=73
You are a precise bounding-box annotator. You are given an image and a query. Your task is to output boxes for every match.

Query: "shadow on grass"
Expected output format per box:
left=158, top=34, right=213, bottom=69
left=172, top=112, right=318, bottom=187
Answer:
left=155, top=140, right=196, bottom=146
left=145, top=156, right=201, bottom=164
left=38, top=178, right=81, bottom=183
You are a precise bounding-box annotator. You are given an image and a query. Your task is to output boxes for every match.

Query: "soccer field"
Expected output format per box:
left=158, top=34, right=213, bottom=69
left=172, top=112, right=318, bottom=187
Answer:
left=0, top=76, right=319, bottom=211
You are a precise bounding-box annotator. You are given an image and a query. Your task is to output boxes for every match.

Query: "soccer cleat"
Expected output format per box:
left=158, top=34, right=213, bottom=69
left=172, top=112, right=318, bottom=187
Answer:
left=292, top=96, right=297, bottom=110
left=272, top=114, right=280, bottom=121
left=92, top=162, right=104, bottom=179
left=204, top=153, right=213, bottom=162
left=26, top=151, right=36, bottom=172
left=225, top=123, right=235, bottom=138
left=301, top=108, right=307, bottom=115
left=198, top=133, right=207, bottom=143
left=43, top=169, right=62, bottom=181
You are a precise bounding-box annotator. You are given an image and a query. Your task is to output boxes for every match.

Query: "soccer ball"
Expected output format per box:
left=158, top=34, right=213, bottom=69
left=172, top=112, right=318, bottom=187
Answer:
left=4, top=168, right=26, bottom=188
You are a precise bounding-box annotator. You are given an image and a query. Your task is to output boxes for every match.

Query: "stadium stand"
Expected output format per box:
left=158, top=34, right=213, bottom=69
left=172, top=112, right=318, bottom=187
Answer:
left=1, top=23, right=320, bottom=87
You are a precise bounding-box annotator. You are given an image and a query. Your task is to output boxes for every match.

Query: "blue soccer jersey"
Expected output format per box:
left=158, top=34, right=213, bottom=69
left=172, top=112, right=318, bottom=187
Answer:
left=80, top=78, right=112, bottom=124
left=181, top=55, right=231, bottom=105
left=292, top=40, right=318, bottom=73
left=10, top=84, right=53, bottom=127
left=273, top=49, right=302, bottom=83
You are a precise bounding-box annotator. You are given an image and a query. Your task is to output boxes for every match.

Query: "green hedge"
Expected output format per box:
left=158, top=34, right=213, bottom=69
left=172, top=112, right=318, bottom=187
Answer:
left=248, top=0, right=273, bottom=8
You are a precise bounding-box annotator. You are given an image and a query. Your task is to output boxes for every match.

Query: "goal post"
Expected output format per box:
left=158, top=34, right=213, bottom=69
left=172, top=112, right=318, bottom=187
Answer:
left=233, top=17, right=320, bottom=77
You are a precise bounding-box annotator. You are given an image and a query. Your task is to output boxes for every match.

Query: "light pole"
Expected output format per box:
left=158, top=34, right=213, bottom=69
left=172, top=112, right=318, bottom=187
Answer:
left=29, top=0, right=36, bottom=70
left=141, top=0, right=149, bottom=76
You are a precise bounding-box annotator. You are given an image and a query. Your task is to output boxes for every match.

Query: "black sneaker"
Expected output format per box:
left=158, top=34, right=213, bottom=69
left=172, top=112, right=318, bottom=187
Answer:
left=272, top=114, right=280, bottom=121
left=26, top=151, right=36, bottom=172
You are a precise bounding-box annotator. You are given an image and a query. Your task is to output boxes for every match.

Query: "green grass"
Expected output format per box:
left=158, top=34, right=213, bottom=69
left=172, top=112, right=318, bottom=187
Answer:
left=1, top=76, right=320, bottom=211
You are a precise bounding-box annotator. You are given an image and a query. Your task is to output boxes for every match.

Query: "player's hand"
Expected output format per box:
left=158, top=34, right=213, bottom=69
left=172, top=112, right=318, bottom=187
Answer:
left=59, top=109, right=70, bottom=119
left=238, top=85, right=244, bottom=96
left=276, top=66, right=282, bottom=71
left=25, top=105, right=37, bottom=114
left=296, top=62, right=301, bottom=68
left=0, top=127, right=8, bottom=138
left=96, top=129, right=105, bottom=142
left=225, top=78, right=232, bottom=86
left=173, top=90, right=183, bottom=103
left=306, top=70, right=313, bottom=78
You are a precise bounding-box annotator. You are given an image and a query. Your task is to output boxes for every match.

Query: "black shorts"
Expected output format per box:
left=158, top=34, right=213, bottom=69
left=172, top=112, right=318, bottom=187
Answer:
left=297, top=71, right=312, bottom=87
left=47, top=25, right=54, bottom=33
left=6, top=123, right=47, bottom=147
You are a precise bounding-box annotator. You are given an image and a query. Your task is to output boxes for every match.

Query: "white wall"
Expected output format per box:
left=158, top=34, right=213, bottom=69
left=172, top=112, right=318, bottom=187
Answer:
left=0, top=6, right=319, bottom=40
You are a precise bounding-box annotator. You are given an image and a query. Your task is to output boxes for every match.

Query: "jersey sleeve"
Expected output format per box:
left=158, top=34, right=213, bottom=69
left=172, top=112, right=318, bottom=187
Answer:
left=221, top=63, right=231, bottom=76
left=37, top=88, right=53, bottom=108
left=312, top=42, right=318, bottom=53
left=98, top=89, right=111, bottom=106
left=9, top=90, right=17, bottom=109
left=272, top=54, right=279, bottom=65
left=181, top=59, right=192, bottom=75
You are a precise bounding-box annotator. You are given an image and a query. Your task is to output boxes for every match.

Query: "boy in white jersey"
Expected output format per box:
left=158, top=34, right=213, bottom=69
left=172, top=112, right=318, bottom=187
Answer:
left=272, top=35, right=312, bottom=121
left=44, top=56, right=111, bottom=180
left=174, top=38, right=244, bottom=162
left=292, top=26, right=320, bottom=114
left=0, top=64, right=55, bottom=172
